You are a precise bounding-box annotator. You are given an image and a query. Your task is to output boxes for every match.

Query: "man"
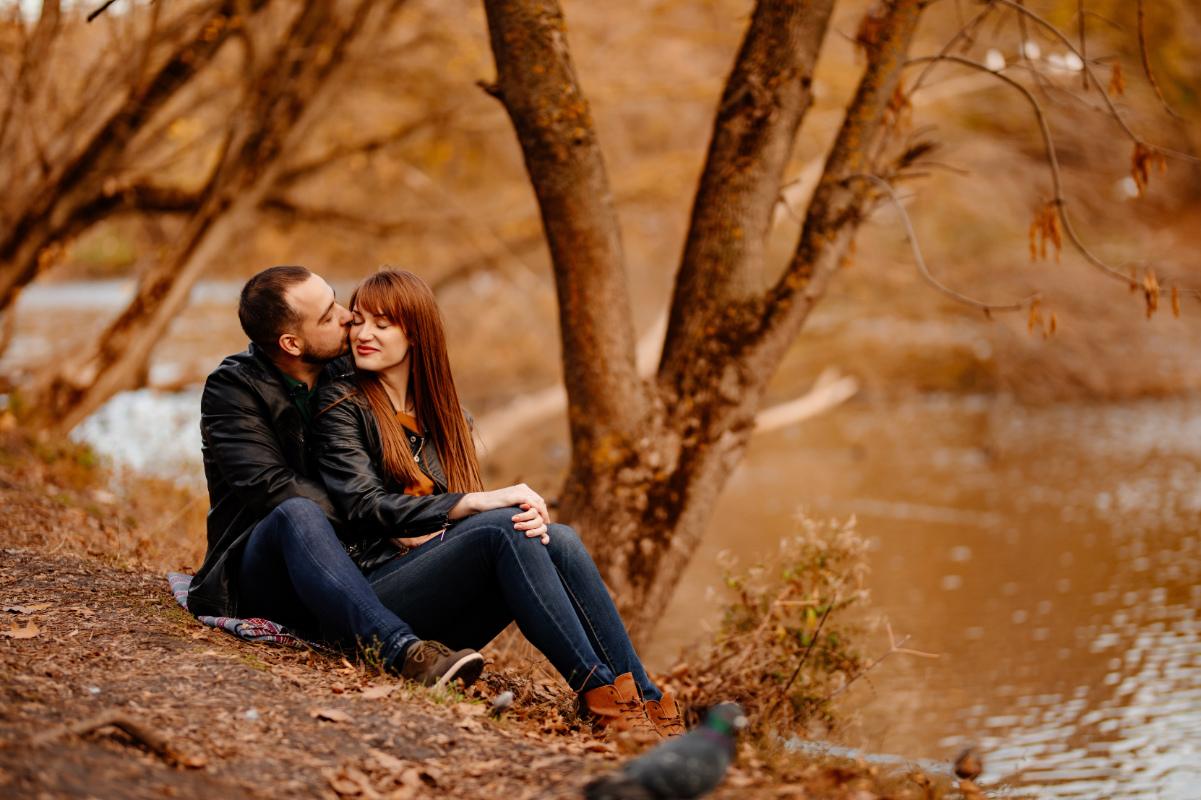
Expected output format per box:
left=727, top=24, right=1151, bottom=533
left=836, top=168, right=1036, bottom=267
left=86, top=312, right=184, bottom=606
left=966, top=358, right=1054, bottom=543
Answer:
left=188, top=265, right=483, bottom=687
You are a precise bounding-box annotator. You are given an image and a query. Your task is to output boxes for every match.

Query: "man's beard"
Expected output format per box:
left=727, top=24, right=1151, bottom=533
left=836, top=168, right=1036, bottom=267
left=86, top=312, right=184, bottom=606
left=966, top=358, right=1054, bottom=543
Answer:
left=300, top=330, right=350, bottom=365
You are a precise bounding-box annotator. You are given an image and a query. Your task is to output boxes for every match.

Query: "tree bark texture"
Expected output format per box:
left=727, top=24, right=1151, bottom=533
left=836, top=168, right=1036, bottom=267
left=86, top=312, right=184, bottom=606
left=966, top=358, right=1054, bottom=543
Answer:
left=482, top=0, right=646, bottom=457
left=483, top=0, right=929, bottom=643
left=29, top=0, right=386, bottom=432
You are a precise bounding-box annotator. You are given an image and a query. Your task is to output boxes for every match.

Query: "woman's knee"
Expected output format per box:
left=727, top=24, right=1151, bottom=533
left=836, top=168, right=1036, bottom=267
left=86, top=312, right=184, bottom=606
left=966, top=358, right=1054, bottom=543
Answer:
left=545, top=524, right=592, bottom=564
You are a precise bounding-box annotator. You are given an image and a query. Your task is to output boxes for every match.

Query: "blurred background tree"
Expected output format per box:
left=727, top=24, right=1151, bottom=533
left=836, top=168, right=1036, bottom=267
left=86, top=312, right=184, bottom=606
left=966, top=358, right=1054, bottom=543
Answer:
left=1, top=0, right=1198, bottom=645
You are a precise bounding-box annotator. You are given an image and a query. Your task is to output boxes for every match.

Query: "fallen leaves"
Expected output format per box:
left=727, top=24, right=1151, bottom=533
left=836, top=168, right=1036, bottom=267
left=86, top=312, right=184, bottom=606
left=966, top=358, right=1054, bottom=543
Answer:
left=359, top=684, right=398, bottom=700
left=311, top=707, right=355, bottom=724
left=3, top=603, right=51, bottom=614
left=3, top=620, right=40, bottom=639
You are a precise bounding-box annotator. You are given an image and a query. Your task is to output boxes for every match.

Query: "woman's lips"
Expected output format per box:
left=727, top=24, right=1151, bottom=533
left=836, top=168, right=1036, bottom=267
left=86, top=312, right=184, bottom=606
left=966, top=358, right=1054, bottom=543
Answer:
left=355, top=345, right=377, bottom=355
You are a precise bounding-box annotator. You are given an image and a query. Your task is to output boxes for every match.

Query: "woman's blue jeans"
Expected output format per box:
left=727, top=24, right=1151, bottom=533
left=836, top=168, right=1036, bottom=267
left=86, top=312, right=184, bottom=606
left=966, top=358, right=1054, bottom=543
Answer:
left=236, top=498, right=418, bottom=668
left=365, top=507, right=661, bottom=699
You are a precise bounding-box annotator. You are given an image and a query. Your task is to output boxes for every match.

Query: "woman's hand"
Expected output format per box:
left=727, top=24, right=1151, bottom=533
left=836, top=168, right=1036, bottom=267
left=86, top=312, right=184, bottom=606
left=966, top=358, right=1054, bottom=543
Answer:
left=449, top=483, right=551, bottom=545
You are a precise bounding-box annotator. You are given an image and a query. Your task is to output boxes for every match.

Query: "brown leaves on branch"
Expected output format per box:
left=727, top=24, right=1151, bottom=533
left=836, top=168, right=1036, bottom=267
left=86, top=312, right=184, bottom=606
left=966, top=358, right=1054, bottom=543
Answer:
left=1029, top=202, right=1061, bottom=263
left=1108, top=60, right=1125, bottom=98
left=1027, top=299, right=1057, bottom=338
left=1143, top=268, right=1160, bottom=319
left=1131, top=143, right=1166, bottom=197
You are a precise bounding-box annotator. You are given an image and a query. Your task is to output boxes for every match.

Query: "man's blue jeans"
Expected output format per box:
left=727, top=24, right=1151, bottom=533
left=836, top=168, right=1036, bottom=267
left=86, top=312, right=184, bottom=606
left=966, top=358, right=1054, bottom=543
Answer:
left=236, top=498, right=418, bottom=668
left=365, top=507, right=661, bottom=699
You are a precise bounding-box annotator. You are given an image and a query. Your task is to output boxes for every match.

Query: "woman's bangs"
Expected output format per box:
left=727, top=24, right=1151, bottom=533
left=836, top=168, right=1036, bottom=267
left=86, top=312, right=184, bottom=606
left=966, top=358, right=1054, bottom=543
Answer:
left=351, top=278, right=400, bottom=324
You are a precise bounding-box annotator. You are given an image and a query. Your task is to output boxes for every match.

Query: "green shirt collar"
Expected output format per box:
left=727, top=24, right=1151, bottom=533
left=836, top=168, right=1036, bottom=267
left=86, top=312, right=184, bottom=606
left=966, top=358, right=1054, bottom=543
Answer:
left=279, top=371, right=317, bottom=422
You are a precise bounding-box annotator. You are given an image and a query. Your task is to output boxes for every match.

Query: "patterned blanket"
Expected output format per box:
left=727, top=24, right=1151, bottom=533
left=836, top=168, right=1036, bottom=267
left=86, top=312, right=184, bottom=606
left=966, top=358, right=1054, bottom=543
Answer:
left=167, top=572, right=324, bottom=650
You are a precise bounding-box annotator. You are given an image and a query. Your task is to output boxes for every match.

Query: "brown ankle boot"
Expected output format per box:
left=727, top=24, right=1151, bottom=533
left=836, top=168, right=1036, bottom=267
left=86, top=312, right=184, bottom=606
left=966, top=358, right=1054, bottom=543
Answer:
left=581, top=673, right=658, bottom=735
left=644, top=690, right=685, bottom=736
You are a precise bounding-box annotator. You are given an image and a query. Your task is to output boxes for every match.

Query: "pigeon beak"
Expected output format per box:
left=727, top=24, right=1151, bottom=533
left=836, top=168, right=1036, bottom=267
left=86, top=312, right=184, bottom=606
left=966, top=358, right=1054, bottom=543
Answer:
left=734, top=715, right=749, bottom=730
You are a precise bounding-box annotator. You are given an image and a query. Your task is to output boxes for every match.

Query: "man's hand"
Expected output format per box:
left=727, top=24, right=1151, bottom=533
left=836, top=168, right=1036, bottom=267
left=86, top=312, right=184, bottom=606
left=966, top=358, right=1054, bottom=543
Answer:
left=391, top=531, right=441, bottom=550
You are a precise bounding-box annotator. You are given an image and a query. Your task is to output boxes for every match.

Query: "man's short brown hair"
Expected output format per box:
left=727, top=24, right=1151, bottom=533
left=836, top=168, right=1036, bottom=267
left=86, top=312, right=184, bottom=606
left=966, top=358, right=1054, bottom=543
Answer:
left=238, top=266, right=312, bottom=353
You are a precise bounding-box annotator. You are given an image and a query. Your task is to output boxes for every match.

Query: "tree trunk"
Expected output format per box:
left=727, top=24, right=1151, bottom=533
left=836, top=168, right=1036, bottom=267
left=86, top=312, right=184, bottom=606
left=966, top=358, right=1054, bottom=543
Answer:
left=483, top=0, right=929, bottom=644
left=482, top=0, right=647, bottom=456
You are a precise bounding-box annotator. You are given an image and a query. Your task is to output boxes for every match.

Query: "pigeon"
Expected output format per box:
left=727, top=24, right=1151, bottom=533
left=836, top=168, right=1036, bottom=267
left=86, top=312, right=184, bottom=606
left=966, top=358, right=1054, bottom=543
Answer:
left=583, top=703, right=747, bottom=800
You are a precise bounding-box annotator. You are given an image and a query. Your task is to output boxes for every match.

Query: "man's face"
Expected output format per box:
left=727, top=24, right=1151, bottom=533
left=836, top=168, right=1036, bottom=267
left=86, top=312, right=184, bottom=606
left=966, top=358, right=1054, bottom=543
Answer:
left=280, top=274, right=352, bottom=364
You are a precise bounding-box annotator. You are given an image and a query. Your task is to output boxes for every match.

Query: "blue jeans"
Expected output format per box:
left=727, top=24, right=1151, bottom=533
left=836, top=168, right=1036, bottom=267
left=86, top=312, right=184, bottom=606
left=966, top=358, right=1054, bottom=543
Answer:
left=366, top=507, right=661, bottom=699
left=236, top=498, right=418, bottom=668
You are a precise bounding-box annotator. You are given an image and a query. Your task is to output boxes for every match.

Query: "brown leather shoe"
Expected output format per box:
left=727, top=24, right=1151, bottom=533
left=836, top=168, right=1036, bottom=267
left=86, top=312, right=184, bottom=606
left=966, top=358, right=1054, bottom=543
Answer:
left=581, top=672, right=658, bottom=735
left=644, top=690, right=685, bottom=736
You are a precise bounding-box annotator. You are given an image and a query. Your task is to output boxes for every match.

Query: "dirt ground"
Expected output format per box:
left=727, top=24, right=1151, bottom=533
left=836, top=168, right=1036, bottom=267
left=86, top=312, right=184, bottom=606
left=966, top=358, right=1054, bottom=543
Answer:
left=0, top=438, right=957, bottom=800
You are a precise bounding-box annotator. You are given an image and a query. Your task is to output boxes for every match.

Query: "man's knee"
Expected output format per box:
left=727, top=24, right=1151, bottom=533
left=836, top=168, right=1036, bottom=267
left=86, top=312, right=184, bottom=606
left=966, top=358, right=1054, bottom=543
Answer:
left=273, top=497, right=335, bottom=540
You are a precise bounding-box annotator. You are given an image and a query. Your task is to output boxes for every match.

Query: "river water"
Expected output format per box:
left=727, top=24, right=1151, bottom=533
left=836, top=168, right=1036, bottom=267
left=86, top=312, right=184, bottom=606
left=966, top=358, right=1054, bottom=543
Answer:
left=7, top=281, right=1201, bottom=797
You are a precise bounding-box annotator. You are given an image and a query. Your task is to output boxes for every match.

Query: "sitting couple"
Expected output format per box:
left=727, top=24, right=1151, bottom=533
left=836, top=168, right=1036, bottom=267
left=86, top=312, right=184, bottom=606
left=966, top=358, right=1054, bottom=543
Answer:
left=187, top=265, right=682, bottom=736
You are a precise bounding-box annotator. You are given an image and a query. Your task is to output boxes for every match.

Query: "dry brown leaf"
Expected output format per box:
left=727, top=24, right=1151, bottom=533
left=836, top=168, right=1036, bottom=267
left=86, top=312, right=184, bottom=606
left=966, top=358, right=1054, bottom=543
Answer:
left=311, top=707, right=355, bottom=723
left=69, top=606, right=95, bottom=617
left=366, top=747, right=407, bottom=773
left=1172, top=286, right=1180, bottom=317
left=4, top=620, right=40, bottom=639
left=360, top=684, right=399, bottom=700
left=1132, top=143, right=1167, bottom=197
left=452, top=701, right=488, bottom=717
left=4, top=604, right=51, bottom=614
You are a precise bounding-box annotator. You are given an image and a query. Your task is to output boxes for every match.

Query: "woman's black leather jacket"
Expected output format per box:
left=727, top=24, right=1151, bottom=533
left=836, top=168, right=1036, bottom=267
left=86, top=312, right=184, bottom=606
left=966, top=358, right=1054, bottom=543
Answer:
left=312, top=371, right=465, bottom=573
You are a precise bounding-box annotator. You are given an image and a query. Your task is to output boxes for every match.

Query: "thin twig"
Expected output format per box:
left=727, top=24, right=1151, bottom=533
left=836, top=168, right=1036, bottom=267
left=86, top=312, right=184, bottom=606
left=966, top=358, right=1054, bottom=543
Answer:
left=86, top=0, right=121, bottom=23
left=766, top=601, right=835, bottom=722
left=1077, top=0, right=1087, bottom=91
left=818, top=624, right=939, bottom=705
left=848, top=172, right=1036, bottom=313
left=1135, top=0, right=1183, bottom=121
left=28, top=710, right=207, bottom=767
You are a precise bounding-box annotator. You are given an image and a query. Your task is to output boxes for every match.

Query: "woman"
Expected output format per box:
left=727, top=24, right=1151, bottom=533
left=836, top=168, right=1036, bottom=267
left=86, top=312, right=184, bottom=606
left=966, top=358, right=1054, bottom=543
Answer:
left=313, top=268, right=682, bottom=736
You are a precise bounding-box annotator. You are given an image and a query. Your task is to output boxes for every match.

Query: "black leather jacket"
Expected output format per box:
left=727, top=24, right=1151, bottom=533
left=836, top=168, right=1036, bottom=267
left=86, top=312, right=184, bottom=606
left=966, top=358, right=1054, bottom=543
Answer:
left=312, top=371, right=465, bottom=573
left=188, top=345, right=348, bottom=618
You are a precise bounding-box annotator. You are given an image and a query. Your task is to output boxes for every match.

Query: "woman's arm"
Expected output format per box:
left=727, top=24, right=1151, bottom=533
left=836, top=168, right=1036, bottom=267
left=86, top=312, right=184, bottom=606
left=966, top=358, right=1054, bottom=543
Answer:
left=450, top=483, right=551, bottom=544
left=312, top=393, right=464, bottom=543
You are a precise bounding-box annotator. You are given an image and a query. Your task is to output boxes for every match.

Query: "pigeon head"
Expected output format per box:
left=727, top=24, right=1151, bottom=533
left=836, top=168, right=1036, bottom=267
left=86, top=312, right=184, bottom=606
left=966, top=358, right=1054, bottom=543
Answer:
left=703, top=703, right=748, bottom=737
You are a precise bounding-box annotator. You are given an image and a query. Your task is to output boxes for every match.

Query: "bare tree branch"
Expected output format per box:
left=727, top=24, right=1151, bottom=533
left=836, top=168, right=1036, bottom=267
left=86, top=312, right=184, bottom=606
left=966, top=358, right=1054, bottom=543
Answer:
left=992, top=0, right=1197, bottom=164
left=848, top=172, right=1037, bottom=313
left=1136, top=0, right=1184, bottom=121
left=274, top=112, right=453, bottom=187
left=907, top=54, right=1170, bottom=290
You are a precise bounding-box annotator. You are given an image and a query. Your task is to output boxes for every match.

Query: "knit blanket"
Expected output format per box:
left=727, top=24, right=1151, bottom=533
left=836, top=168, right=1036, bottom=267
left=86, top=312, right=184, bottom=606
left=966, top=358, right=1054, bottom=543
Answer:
left=167, top=572, right=323, bottom=649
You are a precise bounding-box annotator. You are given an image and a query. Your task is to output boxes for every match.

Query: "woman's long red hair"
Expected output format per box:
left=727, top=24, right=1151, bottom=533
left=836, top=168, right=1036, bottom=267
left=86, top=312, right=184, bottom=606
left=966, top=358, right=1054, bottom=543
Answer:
left=350, top=269, right=483, bottom=494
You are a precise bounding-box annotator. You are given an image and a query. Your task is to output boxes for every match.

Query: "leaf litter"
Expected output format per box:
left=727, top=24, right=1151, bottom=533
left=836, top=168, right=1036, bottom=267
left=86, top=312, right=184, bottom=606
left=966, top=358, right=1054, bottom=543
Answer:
left=0, top=439, right=959, bottom=799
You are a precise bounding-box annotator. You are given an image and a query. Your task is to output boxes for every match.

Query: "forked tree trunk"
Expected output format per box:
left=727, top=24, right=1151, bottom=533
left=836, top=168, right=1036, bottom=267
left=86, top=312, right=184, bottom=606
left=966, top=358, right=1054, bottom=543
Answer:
left=484, top=0, right=929, bottom=643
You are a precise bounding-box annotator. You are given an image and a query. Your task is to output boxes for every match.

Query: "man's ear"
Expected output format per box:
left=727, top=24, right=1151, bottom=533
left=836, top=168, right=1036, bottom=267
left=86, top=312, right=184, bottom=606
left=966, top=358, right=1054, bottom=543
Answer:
left=278, top=332, right=303, bottom=358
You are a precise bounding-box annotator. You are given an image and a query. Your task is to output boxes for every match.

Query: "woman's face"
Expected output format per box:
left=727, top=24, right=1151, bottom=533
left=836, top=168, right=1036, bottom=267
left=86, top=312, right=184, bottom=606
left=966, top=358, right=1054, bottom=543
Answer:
left=350, top=307, right=412, bottom=374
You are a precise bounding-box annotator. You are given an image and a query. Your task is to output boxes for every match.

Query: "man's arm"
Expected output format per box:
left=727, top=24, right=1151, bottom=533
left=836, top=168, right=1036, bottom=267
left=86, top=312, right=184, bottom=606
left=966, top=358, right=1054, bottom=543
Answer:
left=201, top=366, right=341, bottom=523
